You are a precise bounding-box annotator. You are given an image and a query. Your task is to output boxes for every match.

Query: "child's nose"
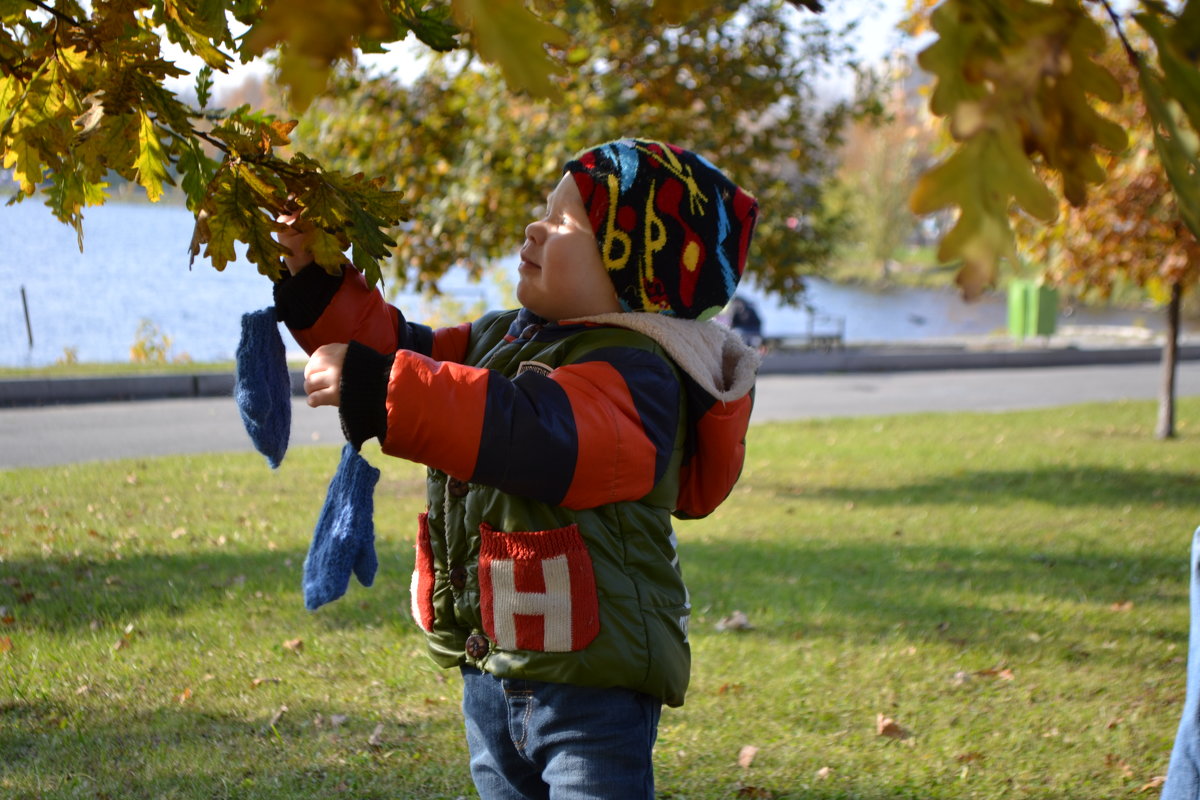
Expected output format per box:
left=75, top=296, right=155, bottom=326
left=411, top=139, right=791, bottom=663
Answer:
left=525, top=220, right=543, bottom=241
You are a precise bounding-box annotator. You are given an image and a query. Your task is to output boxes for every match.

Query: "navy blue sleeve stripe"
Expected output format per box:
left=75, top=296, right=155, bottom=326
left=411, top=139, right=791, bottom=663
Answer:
left=470, top=371, right=578, bottom=504
left=398, top=320, right=435, bottom=356
left=576, top=347, right=680, bottom=486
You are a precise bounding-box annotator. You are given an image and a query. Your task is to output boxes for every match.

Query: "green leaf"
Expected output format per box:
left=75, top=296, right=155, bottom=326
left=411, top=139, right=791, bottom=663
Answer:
left=134, top=110, right=173, bottom=203
left=159, top=0, right=234, bottom=69
left=351, top=241, right=383, bottom=287
left=1140, top=65, right=1200, bottom=242
left=243, top=210, right=292, bottom=277
left=309, top=227, right=348, bottom=270
left=179, top=140, right=219, bottom=212
left=395, top=1, right=460, bottom=51
left=1137, top=11, right=1200, bottom=141
left=195, top=66, right=214, bottom=110
left=231, top=161, right=289, bottom=212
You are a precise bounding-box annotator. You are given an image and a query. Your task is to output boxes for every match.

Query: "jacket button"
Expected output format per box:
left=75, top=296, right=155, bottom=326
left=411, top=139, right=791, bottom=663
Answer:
left=449, top=566, right=467, bottom=590
left=465, top=634, right=490, bottom=659
left=448, top=478, right=470, bottom=498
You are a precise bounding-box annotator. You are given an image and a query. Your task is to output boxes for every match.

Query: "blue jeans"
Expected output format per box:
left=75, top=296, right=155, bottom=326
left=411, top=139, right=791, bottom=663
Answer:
left=460, top=666, right=663, bottom=800
left=1161, top=527, right=1200, bottom=799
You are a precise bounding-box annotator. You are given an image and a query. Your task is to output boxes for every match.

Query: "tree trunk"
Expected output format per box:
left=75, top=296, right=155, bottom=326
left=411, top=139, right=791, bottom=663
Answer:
left=1156, top=281, right=1182, bottom=440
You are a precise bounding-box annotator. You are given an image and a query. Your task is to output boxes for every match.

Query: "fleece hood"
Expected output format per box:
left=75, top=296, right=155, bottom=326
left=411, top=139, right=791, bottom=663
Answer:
left=568, top=312, right=760, bottom=404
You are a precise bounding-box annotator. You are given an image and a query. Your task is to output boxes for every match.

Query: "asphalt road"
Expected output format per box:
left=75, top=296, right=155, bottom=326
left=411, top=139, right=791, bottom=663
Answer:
left=2, top=360, right=1198, bottom=469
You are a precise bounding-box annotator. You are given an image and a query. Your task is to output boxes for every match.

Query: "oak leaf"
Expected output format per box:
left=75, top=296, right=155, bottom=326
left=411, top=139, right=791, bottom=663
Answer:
left=876, top=713, right=910, bottom=740
left=451, top=0, right=568, bottom=99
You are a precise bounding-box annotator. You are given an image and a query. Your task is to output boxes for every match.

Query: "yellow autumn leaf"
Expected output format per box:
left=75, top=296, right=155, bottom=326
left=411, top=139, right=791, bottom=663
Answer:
left=134, top=111, right=172, bottom=203
left=243, top=0, right=392, bottom=110
left=451, top=0, right=568, bottom=98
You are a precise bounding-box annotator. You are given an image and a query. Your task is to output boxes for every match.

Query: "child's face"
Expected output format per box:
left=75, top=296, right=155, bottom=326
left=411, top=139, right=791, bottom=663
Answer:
left=517, top=174, right=621, bottom=321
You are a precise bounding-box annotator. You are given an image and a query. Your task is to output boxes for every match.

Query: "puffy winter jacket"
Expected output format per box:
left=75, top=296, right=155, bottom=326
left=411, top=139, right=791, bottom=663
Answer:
left=275, top=266, right=759, bottom=706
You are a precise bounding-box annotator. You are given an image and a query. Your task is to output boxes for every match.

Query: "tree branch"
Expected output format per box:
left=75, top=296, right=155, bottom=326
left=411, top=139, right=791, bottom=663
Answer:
left=24, top=0, right=83, bottom=29
left=1098, top=0, right=1143, bottom=69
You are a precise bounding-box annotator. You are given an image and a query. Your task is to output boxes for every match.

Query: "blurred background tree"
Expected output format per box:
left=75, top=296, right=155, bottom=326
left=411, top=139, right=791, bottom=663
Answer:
left=292, top=0, right=876, bottom=303
left=1016, top=38, right=1200, bottom=438
left=5, top=0, right=1199, bottom=344
left=829, top=53, right=946, bottom=283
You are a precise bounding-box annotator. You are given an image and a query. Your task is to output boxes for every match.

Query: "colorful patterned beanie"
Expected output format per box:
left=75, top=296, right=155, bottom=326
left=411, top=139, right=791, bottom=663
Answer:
left=565, top=139, right=759, bottom=321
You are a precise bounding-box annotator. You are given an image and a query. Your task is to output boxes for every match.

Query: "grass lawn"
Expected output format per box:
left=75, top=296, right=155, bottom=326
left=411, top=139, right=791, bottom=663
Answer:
left=2, top=399, right=1198, bottom=798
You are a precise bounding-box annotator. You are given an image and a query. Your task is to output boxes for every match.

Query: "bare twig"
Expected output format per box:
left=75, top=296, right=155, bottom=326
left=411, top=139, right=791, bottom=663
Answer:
left=1097, top=0, right=1143, bottom=68
left=24, top=0, right=83, bottom=29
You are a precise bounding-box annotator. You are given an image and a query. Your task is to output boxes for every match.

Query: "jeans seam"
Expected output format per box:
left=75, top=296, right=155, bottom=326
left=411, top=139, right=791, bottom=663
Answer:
left=504, top=683, right=535, bottom=758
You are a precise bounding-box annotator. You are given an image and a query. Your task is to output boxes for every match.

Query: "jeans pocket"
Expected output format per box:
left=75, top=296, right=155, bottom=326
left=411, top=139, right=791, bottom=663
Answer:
left=410, top=512, right=436, bottom=632
left=478, top=522, right=600, bottom=653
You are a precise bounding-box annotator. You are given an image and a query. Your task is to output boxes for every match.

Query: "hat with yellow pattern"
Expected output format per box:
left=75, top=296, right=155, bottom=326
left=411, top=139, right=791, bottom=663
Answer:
left=565, top=139, right=759, bottom=320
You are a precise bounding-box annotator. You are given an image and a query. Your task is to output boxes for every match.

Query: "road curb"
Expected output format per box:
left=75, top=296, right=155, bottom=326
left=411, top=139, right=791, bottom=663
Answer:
left=0, top=370, right=305, bottom=408
left=2, top=345, right=1198, bottom=408
left=758, top=343, right=1200, bottom=375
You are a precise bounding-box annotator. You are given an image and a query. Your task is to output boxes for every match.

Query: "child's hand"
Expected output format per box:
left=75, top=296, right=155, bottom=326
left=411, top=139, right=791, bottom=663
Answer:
left=304, top=344, right=348, bottom=407
left=277, top=210, right=317, bottom=275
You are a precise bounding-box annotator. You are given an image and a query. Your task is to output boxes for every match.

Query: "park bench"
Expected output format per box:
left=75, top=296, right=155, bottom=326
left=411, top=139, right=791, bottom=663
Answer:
left=762, top=308, right=845, bottom=353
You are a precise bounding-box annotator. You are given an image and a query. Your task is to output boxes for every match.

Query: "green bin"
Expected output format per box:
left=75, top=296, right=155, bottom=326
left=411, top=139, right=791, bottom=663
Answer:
left=1007, top=280, right=1059, bottom=339
left=1027, top=284, right=1058, bottom=336
left=1007, top=281, right=1029, bottom=339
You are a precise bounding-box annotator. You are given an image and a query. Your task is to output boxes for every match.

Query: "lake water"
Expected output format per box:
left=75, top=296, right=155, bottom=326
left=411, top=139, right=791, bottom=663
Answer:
left=0, top=201, right=1178, bottom=367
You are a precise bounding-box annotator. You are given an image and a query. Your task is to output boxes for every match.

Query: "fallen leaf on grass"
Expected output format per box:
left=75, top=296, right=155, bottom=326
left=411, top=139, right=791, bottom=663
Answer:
left=368, top=723, right=386, bottom=749
left=956, top=751, right=985, bottom=764
left=1, top=607, right=13, bottom=625
left=1105, top=754, right=1135, bottom=778
left=178, top=687, right=192, bottom=704
left=876, top=713, right=909, bottom=740
left=1110, top=601, right=1134, bottom=612
left=251, top=677, right=281, bottom=689
left=283, top=638, right=303, bottom=653
left=1140, top=776, right=1166, bottom=792
left=113, top=637, right=130, bottom=651
left=262, top=705, right=288, bottom=735
left=716, top=610, right=753, bottom=632
left=0, top=636, right=12, bottom=654
left=738, top=745, right=759, bottom=768
left=815, top=766, right=833, bottom=780
left=975, top=667, right=1015, bottom=681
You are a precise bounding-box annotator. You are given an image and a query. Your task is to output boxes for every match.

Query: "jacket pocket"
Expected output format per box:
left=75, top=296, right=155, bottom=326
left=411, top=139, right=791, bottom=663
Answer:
left=410, top=513, right=436, bottom=633
left=478, top=522, right=600, bottom=653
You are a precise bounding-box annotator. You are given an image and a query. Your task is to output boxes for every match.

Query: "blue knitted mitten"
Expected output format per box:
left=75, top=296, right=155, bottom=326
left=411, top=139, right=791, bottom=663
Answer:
left=302, top=443, right=381, bottom=610
left=235, top=308, right=291, bottom=468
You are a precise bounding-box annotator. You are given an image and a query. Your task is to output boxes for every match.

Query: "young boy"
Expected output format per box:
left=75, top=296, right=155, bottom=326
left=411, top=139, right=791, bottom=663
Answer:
left=274, top=139, right=759, bottom=799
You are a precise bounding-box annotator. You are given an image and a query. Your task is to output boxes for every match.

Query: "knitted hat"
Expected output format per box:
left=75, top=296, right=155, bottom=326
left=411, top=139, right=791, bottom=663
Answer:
left=565, top=139, right=759, bottom=321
